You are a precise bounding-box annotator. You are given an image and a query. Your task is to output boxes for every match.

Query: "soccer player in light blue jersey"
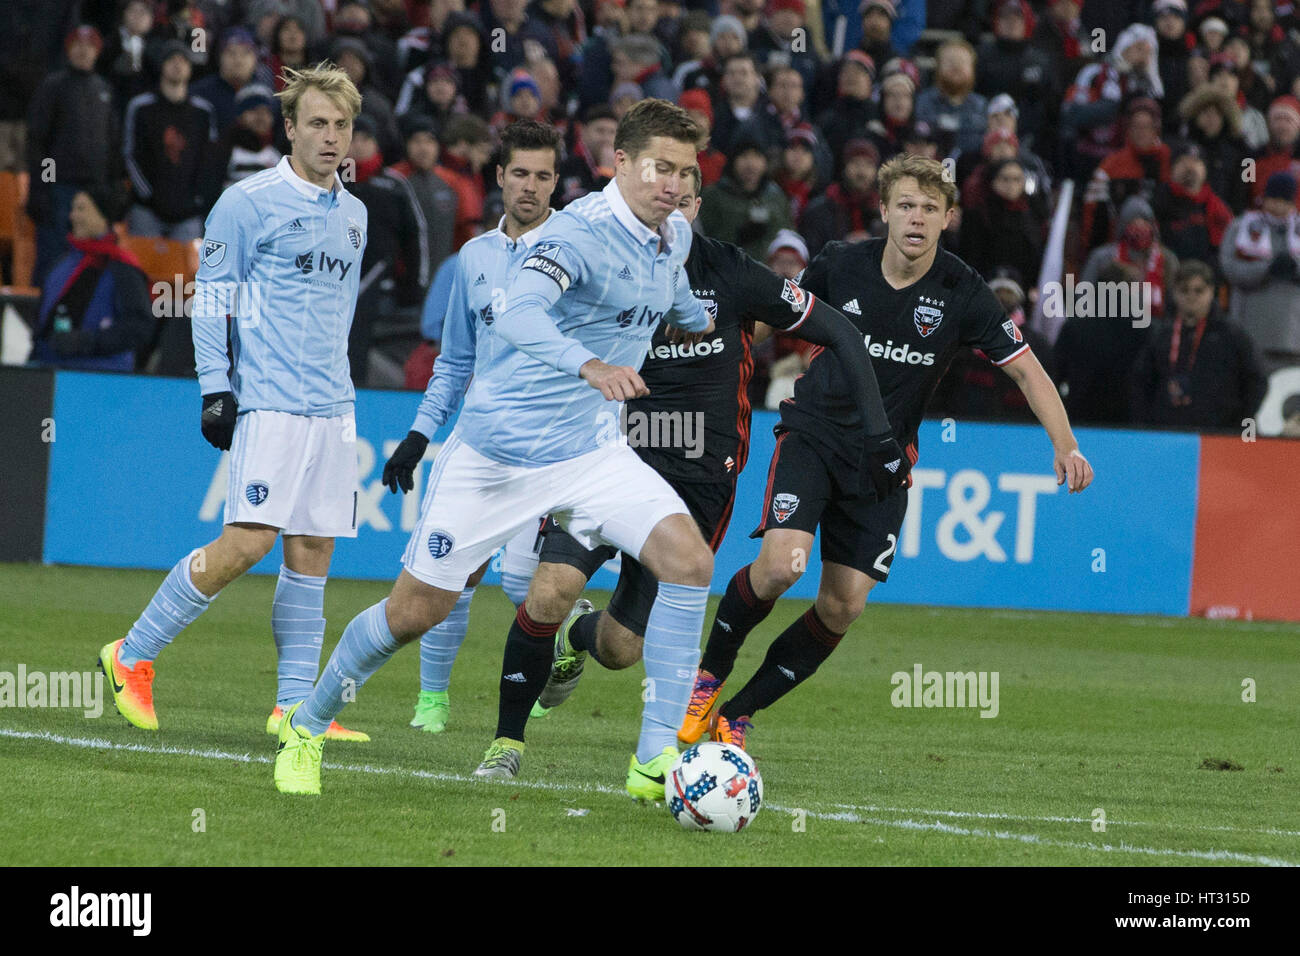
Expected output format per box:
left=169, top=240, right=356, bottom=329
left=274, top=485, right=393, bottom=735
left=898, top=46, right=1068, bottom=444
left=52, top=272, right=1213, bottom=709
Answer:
left=379, top=120, right=564, bottom=734
left=274, top=99, right=718, bottom=796
left=98, top=65, right=370, bottom=742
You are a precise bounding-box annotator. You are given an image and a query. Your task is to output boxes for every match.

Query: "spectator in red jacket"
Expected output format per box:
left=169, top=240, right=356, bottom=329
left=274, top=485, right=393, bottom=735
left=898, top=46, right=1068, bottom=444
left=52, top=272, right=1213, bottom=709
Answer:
left=775, top=124, right=824, bottom=222
left=1081, top=96, right=1170, bottom=250
left=436, top=113, right=492, bottom=249
left=1251, top=95, right=1300, bottom=208
left=799, top=137, right=883, bottom=256
left=1152, top=141, right=1234, bottom=272
left=679, top=89, right=727, bottom=186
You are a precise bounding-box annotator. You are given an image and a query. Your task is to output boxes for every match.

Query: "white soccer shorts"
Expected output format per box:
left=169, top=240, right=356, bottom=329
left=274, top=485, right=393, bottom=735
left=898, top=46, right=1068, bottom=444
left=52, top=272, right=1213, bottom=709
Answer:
left=402, top=432, right=688, bottom=591
left=224, top=409, right=359, bottom=538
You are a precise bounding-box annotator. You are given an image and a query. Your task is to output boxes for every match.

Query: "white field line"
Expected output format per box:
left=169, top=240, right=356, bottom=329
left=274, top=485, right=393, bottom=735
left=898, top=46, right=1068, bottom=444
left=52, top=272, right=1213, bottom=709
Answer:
left=4, top=727, right=1296, bottom=866
left=832, top=802, right=1300, bottom=839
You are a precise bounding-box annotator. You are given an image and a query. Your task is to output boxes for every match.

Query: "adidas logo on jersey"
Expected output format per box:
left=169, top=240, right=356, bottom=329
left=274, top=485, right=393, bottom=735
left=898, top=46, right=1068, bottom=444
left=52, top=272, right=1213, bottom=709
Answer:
left=843, top=298, right=862, bottom=315
left=885, top=459, right=901, bottom=473
left=474, top=273, right=486, bottom=286
left=863, top=333, right=936, bottom=366
left=618, top=265, right=633, bottom=280
left=504, top=672, right=526, bottom=683
left=288, top=218, right=305, bottom=232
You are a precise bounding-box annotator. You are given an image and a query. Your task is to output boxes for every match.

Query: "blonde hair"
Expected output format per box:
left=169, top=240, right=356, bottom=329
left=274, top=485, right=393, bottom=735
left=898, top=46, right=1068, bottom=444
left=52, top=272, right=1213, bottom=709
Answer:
left=276, top=62, right=363, bottom=124
left=878, top=154, right=958, bottom=209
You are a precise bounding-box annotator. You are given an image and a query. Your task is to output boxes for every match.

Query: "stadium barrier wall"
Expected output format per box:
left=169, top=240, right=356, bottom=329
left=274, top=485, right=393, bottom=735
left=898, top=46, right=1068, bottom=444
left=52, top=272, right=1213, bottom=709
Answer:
left=0, top=366, right=53, bottom=562
left=35, top=371, right=1294, bottom=620
left=1189, top=436, right=1300, bottom=621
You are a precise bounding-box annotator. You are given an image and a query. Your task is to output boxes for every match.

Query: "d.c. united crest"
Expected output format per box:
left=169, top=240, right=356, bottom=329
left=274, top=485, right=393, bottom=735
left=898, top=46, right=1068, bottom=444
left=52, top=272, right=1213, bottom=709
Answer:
left=913, top=304, right=943, bottom=337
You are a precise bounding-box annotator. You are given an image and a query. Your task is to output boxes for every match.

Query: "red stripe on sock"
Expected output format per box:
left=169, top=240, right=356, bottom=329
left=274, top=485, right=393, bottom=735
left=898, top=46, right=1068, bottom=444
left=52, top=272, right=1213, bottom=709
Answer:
left=803, top=607, right=844, bottom=649
left=516, top=606, right=560, bottom=639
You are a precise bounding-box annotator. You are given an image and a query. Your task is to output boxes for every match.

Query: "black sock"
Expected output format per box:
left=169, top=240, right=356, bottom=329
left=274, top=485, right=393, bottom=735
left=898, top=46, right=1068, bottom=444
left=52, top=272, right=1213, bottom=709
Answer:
left=720, top=607, right=844, bottom=720
left=566, top=609, right=604, bottom=666
left=494, top=606, right=560, bottom=741
left=699, top=565, right=776, bottom=681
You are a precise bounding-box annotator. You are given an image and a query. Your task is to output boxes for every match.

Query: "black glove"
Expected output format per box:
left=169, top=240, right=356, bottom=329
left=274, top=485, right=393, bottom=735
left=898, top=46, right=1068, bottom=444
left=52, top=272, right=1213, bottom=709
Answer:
left=200, top=391, right=237, bottom=450
left=382, top=430, right=430, bottom=493
left=861, top=431, right=910, bottom=500
left=1268, top=254, right=1298, bottom=280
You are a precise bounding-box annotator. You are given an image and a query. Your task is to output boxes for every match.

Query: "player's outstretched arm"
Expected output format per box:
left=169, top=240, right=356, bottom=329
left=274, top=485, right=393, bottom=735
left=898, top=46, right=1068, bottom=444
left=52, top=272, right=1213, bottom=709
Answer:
left=736, top=248, right=907, bottom=497
left=495, top=239, right=600, bottom=377
left=192, top=188, right=254, bottom=450
left=409, top=260, right=476, bottom=441
left=1001, top=350, right=1094, bottom=493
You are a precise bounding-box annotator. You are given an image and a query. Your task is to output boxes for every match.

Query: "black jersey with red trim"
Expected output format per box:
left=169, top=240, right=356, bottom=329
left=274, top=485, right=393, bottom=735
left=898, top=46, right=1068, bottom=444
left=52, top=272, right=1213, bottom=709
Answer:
left=782, top=238, right=1030, bottom=455
left=628, top=234, right=815, bottom=481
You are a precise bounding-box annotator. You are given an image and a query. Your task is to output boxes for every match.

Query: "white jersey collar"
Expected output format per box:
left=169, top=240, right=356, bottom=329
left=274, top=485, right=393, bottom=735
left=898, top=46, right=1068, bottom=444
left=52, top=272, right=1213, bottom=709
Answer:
left=603, top=178, right=674, bottom=250
left=278, top=155, right=343, bottom=200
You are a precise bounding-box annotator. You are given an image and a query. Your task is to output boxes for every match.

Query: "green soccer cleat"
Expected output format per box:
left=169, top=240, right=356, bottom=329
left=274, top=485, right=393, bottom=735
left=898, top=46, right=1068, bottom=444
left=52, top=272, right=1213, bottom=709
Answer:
left=410, top=690, right=450, bottom=733
left=625, top=745, right=679, bottom=802
left=274, top=701, right=325, bottom=796
left=473, top=737, right=525, bottom=779
left=534, top=598, right=595, bottom=716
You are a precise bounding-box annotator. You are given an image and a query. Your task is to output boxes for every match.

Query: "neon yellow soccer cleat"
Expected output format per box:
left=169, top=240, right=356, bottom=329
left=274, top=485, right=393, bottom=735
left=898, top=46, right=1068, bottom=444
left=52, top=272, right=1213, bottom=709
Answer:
left=625, top=745, right=679, bottom=802
left=410, top=690, right=450, bottom=733
left=274, top=701, right=324, bottom=795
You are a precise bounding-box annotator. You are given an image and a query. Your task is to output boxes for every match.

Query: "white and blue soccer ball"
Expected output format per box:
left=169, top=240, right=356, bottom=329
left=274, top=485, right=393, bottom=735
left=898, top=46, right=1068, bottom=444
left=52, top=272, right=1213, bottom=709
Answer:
left=665, top=741, right=763, bottom=832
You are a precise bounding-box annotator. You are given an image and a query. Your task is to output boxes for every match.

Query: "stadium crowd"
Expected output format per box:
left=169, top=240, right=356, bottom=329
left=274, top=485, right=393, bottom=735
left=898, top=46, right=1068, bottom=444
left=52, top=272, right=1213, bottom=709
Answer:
left=3, top=0, right=1299, bottom=435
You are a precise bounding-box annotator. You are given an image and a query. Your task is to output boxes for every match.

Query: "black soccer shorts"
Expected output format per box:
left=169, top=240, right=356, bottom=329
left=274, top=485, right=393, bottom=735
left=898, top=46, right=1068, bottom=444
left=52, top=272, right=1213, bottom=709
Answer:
left=750, top=427, right=908, bottom=582
left=538, top=474, right=737, bottom=636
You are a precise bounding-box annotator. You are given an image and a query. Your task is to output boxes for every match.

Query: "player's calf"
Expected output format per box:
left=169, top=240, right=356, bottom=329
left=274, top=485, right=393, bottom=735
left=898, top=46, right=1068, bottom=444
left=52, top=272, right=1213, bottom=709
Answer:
left=385, top=571, right=464, bottom=643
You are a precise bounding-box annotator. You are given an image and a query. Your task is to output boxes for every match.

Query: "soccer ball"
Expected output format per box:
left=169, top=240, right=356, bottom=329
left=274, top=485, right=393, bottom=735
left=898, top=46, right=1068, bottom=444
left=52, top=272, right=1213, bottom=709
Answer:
left=665, top=742, right=763, bottom=832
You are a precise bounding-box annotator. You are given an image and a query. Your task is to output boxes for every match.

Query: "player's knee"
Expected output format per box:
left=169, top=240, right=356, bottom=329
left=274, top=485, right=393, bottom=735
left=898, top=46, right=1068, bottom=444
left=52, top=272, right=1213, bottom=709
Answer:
left=525, top=570, right=581, bottom=623
left=815, top=593, right=867, bottom=633
left=226, top=533, right=275, bottom=572
left=384, top=593, right=438, bottom=643
left=661, top=541, right=712, bottom=588
left=752, top=554, right=801, bottom=597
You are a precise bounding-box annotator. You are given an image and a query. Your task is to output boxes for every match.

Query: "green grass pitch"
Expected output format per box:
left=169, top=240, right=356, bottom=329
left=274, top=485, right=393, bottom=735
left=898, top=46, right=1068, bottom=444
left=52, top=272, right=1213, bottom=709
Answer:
left=1, top=563, right=1297, bottom=866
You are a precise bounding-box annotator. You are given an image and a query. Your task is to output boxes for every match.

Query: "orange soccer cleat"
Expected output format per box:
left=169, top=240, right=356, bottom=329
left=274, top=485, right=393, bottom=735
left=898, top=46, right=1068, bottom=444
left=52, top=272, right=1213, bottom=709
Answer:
left=708, top=708, right=752, bottom=752
left=266, top=706, right=370, bottom=742
left=98, top=639, right=159, bottom=730
left=677, top=669, right=724, bottom=747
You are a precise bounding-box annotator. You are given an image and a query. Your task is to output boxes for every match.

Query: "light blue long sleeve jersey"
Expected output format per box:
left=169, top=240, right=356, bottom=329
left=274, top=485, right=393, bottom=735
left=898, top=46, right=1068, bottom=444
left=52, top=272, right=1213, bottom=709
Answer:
left=193, top=156, right=368, bottom=417
left=448, top=179, right=710, bottom=466
left=409, top=214, right=553, bottom=439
